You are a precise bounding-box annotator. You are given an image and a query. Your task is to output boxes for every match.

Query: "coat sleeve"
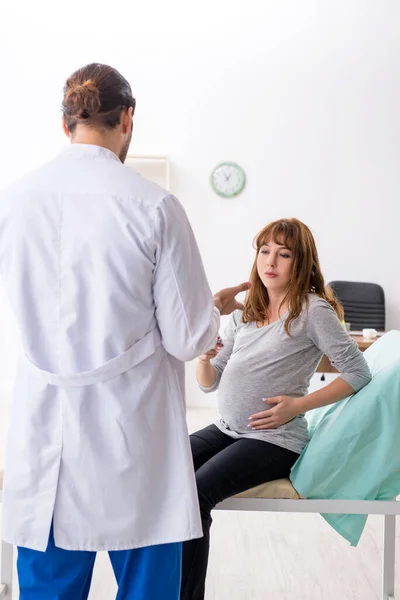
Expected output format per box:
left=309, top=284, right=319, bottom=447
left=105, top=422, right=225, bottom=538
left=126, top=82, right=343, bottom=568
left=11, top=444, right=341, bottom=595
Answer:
left=152, top=195, right=220, bottom=362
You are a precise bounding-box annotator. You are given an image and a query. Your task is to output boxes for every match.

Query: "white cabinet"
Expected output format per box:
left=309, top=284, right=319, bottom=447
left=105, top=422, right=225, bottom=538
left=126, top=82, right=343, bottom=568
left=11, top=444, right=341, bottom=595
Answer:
left=125, top=155, right=170, bottom=190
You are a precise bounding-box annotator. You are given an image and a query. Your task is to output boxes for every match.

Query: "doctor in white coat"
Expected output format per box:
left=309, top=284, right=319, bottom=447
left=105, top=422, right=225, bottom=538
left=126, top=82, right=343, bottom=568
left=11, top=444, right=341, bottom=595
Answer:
left=0, top=63, right=250, bottom=600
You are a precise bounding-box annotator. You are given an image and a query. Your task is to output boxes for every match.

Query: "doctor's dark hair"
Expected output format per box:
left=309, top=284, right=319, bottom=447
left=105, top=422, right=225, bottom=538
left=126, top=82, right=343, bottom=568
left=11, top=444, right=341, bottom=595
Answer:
left=242, top=218, right=344, bottom=334
left=62, top=63, right=136, bottom=134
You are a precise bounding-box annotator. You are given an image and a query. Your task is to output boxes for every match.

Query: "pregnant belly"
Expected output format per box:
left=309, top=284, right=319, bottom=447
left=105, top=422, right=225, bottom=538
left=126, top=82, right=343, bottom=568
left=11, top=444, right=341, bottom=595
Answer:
left=217, top=367, right=305, bottom=434
left=217, top=381, right=274, bottom=434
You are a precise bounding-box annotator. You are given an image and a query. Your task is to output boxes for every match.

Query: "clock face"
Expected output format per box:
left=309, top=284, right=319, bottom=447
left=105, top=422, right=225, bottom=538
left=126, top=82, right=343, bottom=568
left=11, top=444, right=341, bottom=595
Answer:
left=210, top=162, right=246, bottom=198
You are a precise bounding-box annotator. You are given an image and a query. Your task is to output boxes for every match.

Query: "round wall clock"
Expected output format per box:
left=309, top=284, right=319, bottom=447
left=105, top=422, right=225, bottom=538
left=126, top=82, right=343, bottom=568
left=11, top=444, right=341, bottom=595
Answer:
left=210, top=162, right=246, bottom=198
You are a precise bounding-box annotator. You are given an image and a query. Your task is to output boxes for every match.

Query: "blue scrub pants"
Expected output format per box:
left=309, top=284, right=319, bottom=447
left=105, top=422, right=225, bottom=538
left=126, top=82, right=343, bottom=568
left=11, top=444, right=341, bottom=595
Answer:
left=17, top=526, right=182, bottom=600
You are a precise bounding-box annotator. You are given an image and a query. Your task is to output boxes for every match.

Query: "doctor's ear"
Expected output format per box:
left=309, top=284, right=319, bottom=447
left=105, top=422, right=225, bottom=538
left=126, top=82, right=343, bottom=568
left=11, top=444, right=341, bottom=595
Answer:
left=121, top=106, right=133, bottom=135
left=62, top=116, right=71, bottom=139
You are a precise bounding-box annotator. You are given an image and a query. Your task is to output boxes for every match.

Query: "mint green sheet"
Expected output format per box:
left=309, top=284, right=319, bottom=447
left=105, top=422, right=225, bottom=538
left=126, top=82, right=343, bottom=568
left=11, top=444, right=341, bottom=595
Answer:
left=290, top=330, right=400, bottom=546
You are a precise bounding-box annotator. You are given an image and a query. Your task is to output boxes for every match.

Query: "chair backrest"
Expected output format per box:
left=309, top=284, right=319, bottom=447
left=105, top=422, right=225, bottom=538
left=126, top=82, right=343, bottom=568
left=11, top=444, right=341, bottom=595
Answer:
left=328, top=280, right=385, bottom=331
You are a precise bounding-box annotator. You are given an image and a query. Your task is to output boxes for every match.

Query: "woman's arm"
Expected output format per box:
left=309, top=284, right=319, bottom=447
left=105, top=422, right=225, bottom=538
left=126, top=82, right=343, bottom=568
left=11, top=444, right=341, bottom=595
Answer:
left=305, top=298, right=372, bottom=392
left=250, top=376, right=358, bottom=429
left=249, top=298, right=372, bottom=429
left=196, top=351, right=219, bottom=388
left=249, top=378, right=355, bottom=429
left=297, top=376, right=355, bottom=412
left=196, top=311, right=239, bottom=393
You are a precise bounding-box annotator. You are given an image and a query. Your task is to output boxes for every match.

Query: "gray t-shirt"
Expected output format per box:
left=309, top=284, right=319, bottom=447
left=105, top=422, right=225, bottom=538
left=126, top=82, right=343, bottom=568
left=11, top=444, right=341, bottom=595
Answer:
left=199, top=294, right=372, bottom=454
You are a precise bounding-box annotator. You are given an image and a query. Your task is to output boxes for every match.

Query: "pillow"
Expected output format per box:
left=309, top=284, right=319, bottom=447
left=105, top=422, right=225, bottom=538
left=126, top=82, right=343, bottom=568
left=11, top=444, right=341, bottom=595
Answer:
left=234, top=478, right=300, bottom=499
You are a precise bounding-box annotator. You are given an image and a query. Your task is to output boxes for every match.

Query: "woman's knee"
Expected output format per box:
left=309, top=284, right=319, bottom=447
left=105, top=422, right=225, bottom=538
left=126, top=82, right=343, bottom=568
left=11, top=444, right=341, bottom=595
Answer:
left=195, top=471, right=222, bottom=519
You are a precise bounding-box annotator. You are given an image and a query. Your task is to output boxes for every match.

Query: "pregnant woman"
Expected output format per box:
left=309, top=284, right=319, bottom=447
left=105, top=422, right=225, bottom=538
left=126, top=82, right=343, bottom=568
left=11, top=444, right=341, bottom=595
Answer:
left=180, top=217, right=371, bottom=600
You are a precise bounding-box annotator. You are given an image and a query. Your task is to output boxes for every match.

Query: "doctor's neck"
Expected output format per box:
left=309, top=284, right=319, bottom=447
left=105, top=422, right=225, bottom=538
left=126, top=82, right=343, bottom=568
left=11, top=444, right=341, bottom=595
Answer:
left=67, top=125, right=127, bottom=161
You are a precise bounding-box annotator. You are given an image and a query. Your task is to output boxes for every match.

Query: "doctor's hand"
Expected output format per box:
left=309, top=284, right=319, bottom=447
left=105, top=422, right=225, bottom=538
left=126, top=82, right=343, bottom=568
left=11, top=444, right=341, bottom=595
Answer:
left=248, top=396, right=302, bottom=430
left=213, top=282, right=252, bottom=316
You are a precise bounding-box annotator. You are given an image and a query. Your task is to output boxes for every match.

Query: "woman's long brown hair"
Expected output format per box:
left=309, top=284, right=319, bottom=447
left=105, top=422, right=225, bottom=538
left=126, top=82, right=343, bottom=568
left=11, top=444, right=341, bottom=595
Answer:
left=242, top=218, right=343, bottom=334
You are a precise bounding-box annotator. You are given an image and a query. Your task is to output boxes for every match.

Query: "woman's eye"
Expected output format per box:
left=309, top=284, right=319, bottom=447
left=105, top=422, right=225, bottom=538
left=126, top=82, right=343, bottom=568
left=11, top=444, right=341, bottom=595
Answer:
left=260, top=249, right=269, bottom=254
left=280, top=254, right=291, bottom=258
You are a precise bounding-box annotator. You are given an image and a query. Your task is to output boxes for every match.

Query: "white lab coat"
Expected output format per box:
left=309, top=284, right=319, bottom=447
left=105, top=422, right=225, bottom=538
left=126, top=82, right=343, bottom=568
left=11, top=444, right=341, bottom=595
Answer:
left=0, top=144, right=220, bottom=551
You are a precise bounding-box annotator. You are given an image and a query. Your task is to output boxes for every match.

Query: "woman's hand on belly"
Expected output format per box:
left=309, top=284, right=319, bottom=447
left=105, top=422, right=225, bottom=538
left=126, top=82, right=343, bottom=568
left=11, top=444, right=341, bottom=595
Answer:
left=248, top=396, right=302, bottom=430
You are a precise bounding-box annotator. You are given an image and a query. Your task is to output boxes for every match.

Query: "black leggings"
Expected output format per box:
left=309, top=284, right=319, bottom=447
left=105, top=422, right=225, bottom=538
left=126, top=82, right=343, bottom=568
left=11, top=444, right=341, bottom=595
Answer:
left=180, top=424, right=299, bottom=600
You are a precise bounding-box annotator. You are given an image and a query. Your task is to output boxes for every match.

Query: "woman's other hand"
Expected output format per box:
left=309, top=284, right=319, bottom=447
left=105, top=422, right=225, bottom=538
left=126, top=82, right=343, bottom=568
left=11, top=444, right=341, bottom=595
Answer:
left=248, top=396, right=302, bottom=429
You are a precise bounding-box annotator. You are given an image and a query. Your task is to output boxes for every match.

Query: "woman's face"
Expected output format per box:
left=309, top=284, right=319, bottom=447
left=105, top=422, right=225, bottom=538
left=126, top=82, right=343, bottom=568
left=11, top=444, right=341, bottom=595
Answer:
left=257, top=239, right=293, bottom=293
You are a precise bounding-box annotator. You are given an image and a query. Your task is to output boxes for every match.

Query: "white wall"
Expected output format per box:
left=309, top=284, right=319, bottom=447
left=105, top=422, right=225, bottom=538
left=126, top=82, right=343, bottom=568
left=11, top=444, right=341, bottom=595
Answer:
left=0, top=1, right=399, bottom=406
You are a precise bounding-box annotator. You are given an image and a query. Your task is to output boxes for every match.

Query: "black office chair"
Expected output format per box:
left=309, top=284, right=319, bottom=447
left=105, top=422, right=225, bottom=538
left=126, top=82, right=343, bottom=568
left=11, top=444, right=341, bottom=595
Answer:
left=328, top=281, right=385, bottom=331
